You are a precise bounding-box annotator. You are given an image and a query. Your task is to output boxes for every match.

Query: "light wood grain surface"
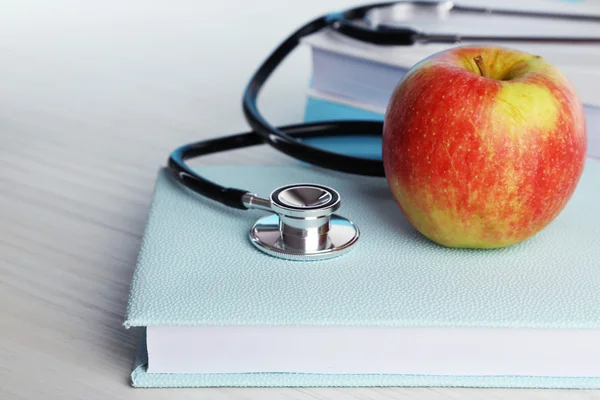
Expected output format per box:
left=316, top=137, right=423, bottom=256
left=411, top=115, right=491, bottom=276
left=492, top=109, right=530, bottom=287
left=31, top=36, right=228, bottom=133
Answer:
left=0, top=1, right=598, bottom=398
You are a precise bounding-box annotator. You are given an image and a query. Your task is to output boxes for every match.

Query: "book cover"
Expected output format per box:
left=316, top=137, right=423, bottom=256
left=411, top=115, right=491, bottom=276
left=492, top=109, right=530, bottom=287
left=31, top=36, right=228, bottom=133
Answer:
left=124, top=160, right=600, bottom=388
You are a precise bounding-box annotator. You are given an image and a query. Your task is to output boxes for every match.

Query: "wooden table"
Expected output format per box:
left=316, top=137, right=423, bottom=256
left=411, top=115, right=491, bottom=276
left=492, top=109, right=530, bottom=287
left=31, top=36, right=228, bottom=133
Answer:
left=1, top=0, right=597, bottom=398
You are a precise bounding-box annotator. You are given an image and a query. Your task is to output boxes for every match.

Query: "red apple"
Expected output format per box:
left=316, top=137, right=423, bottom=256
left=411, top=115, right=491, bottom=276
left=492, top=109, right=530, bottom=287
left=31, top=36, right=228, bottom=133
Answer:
left=382, top=45, right=587, bottom=248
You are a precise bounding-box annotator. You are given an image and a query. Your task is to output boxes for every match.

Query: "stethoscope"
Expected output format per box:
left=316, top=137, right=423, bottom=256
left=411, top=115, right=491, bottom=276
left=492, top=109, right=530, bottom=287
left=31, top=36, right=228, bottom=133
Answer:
left=168, top=0, right=600, bottom=261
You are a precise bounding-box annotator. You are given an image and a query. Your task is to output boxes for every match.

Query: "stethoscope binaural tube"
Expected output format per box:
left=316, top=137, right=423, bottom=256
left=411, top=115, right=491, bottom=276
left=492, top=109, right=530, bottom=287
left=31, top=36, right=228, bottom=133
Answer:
left=241, top=14, right=391, bottom=179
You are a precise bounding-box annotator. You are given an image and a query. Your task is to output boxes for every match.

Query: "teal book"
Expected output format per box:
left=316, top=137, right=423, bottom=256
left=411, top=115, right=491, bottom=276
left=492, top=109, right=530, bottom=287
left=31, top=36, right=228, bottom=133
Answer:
left=124, top=157, right=600, bottom=388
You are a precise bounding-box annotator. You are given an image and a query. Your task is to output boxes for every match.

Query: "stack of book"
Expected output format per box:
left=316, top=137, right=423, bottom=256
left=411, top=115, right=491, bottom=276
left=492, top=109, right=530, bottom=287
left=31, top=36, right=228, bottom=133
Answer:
left=299, top=0, right=600, bottom=160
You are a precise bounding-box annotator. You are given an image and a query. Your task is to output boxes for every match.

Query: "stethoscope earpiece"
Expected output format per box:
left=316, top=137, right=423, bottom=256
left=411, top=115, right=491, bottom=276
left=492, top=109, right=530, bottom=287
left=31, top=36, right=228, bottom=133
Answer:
left=243, top=184, right=359, bottom=261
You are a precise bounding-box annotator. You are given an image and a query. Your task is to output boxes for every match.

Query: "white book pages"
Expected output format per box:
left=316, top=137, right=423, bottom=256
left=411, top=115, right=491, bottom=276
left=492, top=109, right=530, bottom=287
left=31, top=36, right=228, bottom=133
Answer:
left=300, top=0, right=600, bottom=108
left=147, top=325, right=600, bottom=376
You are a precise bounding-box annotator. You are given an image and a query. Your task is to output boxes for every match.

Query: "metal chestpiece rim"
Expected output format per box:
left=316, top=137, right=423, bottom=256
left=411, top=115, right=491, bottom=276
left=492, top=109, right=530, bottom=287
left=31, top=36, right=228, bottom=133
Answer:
left=247, top=184, right=360, bottom=261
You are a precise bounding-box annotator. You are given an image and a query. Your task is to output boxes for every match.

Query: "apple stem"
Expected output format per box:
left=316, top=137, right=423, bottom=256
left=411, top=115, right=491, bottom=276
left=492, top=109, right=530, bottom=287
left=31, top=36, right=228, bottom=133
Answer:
left=473, top=55, right=490, bottom=78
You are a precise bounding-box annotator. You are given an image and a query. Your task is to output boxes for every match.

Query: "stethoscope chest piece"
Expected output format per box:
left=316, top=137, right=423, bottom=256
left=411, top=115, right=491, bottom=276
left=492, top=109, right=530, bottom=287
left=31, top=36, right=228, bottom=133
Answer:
left=246, top=184, right=359, bottom=261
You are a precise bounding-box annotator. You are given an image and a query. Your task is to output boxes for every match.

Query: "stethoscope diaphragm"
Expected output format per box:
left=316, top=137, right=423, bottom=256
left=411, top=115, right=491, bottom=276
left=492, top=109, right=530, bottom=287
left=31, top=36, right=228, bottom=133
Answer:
left=245, top=184, right=360, bottom=261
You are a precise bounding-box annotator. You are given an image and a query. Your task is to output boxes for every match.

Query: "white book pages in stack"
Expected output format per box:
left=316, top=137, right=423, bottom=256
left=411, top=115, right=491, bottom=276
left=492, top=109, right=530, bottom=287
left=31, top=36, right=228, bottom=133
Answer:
left=300, top=0, right=600, bottom=159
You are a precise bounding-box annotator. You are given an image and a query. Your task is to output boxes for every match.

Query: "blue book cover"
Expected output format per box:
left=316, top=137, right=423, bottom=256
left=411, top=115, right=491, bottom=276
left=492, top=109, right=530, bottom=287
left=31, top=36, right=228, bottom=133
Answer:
left=302, top=95, right=384, bottom=160
left=124, top=158, right=600, bottom=388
